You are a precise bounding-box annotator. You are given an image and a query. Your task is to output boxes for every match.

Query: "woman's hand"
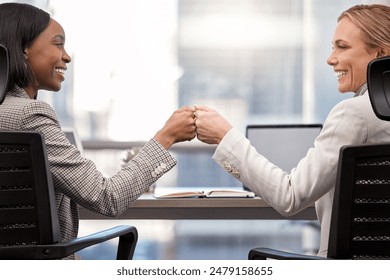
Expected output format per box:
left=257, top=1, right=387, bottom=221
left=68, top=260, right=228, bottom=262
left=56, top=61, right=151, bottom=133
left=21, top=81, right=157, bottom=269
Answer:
left=194, top=105, right=233, bottom=145
left=154, top=106, right=197, bottom=149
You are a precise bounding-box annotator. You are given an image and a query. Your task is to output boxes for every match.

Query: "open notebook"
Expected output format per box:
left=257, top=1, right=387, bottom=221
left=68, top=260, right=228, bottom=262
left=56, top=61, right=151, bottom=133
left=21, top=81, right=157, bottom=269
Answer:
left=154, top=187, right=255, bottom=199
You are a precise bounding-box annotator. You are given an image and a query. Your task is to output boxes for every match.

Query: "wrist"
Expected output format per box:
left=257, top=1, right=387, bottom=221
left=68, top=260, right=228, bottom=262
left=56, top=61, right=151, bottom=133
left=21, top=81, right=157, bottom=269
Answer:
left=154, top=130, right=174, bottom=150
left=216, top=126, right=232, bottom=144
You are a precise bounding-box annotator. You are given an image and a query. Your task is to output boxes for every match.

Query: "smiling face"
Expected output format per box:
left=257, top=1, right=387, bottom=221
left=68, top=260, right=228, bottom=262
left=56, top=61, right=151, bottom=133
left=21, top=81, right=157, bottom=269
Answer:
left=327, top=17, right=379, bottom=93
left=23, top=19, right=71, bottom=97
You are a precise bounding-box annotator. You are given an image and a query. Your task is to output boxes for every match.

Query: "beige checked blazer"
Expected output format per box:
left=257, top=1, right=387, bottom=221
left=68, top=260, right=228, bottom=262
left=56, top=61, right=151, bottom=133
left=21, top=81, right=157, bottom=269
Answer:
left=0, top=87, right=176, bottom=258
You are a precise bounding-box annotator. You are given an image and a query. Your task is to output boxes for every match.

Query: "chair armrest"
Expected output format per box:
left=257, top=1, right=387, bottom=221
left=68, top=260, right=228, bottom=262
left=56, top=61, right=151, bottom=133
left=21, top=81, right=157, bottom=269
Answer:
left=39, top=225, right=137, bottom=259
left=249, top=247, right=327, bottom=260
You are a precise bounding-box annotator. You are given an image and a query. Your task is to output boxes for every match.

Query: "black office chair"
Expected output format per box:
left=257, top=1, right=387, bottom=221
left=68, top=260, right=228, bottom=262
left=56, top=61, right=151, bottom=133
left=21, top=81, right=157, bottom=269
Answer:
left=0, top=131, right=138, bottom=259
left=249, top=143, right=390, bottom=260
left=368, top=56, right=390, bottom=121
left=0, top=44, right=9, bottom=104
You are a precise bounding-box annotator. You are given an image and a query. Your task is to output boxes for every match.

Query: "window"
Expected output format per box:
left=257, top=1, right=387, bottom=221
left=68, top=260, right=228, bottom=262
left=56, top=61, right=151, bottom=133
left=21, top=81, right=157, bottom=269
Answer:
left=43, top=0, right=381, bottom=189
left=44, top=0, right=376, bottom=142
left=6, top=0, right=389, bottom=260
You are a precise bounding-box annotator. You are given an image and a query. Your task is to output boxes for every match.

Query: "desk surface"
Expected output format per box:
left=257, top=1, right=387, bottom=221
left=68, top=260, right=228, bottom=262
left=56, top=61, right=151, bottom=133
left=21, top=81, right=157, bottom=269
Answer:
left=79, top=193, right=317, bottom=220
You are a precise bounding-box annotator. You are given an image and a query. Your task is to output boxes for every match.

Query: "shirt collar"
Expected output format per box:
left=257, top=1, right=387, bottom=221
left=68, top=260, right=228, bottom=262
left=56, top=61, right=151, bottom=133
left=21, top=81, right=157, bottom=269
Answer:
left=354, top=83, right=368, bottom=97
left=8, top=86, right=31, bottom=99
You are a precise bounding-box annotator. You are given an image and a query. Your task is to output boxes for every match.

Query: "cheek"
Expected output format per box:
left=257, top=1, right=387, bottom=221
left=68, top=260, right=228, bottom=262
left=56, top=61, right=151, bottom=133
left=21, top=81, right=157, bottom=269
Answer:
left=352, top=61, right=369, bottom=82
left=348, top=62, right=369, bottom=92
left=32, top=64, right=53, bottom=81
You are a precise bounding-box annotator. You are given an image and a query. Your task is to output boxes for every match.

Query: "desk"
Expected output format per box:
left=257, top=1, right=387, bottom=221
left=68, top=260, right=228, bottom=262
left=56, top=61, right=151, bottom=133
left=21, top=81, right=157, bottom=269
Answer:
left=79, top=193, right=317, bottom=220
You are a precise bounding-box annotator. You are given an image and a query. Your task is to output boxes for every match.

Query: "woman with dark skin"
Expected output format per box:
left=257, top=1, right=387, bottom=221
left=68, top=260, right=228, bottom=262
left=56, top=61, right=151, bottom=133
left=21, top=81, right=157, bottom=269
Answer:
left=0, top=2, right=196, bottom=259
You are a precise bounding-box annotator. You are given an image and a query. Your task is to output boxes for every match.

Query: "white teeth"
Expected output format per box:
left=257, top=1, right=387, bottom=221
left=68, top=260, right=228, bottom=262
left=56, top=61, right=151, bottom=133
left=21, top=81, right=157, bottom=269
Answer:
left=55, top=68, right=65, bottom=75
left=335, top=70, right=347, bottom=80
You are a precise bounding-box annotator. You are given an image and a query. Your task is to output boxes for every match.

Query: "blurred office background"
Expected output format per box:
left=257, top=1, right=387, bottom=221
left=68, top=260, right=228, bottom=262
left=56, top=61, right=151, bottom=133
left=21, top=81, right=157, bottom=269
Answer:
left=4, top=0, right=389, bottom=259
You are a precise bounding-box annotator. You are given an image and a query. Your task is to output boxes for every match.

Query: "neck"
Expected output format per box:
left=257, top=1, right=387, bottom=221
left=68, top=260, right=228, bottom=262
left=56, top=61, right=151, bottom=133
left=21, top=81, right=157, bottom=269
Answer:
left=23, top=86, right=38, bottom=99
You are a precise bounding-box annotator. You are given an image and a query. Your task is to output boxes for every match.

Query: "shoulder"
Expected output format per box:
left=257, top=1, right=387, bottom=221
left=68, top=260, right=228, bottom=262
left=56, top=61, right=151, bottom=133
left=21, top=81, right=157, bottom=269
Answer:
left=23, top=98, right=56, bottom=113
left=333, top=92, right=370, bottom=110
left=13, top=97, right=60, bottom=121
left=328, top=93, right=373, bottom=120
left=320, top=93, right=378, bottom=145
left=5, top=95, right=60, bottom=128
left=4, top=93, right=56, bottom=113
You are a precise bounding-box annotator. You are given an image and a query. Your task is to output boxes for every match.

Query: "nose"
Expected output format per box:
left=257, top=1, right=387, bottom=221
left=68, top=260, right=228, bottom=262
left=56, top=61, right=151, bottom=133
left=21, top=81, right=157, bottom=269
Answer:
left=327, top=50, right=337, bottom=66
left=63, top=49, right=72, bottom=63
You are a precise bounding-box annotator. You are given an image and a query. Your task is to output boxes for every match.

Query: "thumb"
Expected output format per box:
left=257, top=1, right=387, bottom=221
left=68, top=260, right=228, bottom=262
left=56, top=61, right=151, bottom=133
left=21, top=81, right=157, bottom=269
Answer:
left=194, top=104, right=212, bottom=112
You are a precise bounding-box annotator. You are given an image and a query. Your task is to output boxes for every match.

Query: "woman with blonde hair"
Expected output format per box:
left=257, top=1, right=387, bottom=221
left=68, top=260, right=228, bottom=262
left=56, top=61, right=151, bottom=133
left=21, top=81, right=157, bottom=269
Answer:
left=194, top=4, right=390, bottom=257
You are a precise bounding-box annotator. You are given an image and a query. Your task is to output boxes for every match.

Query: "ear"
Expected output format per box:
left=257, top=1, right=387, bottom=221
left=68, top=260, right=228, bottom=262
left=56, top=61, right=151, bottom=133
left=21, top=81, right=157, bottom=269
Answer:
left=23, top=48, right=29, bottom=60
left=376, top=48, right=389, bottom=58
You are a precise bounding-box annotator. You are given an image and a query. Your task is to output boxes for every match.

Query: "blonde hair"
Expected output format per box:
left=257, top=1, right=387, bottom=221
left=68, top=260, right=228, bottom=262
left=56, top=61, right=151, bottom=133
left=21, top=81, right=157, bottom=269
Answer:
left=338, top=4, right=390, bottom=56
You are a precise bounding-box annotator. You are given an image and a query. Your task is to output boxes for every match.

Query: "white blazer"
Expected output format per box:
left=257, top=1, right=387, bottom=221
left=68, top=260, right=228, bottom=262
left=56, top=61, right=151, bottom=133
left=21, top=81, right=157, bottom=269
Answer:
left=213, top=91, right=390, bottom=256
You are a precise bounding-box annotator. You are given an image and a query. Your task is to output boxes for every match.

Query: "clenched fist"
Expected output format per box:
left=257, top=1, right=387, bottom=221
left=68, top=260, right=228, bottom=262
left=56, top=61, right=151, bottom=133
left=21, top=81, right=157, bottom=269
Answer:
left=194, top=105, right=233, bottom=144
left=154, top=106, right=197, bottom=149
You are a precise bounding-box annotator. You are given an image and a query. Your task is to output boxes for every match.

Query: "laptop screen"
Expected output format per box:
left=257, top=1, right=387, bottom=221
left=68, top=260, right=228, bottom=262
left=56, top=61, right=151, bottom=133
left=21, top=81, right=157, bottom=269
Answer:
left=63, top=128, right=84, bottom=154
left=245, top=124, right=322, bottom=172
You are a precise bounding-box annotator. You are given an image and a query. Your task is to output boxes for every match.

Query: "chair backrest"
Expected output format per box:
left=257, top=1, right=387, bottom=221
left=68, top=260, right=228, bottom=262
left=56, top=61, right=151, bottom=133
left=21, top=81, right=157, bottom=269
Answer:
left=368, top=56, right=390, bottom=121
left=328, top=143, right=390, bottom=259
left=0, top=44, right=9, bottom=104
left=0, top=131, right=61, bottom=248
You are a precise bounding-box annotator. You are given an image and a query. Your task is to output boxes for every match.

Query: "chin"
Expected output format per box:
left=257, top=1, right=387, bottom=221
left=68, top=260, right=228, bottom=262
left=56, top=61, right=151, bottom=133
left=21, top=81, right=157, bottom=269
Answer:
left=51, top=84, right=62, bottom=92
left=338, top=87, right=348, bottom=93
left=337, top=83, right=352, bottom=94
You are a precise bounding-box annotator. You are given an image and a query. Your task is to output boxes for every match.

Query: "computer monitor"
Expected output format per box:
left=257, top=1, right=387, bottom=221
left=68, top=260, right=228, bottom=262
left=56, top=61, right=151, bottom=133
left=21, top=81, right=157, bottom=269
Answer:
left=243, top=124, right=322, bottom=191
left=245, top=124, right=322, bottom=173
left=63, top=127, right=84, bottom=155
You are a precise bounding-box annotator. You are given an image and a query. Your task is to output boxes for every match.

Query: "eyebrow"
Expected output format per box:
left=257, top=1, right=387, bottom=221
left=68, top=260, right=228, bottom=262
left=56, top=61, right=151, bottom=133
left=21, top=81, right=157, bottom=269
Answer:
left=333, top=39, right=348, bottom=45
left=52, top=35, right=65, bottom=42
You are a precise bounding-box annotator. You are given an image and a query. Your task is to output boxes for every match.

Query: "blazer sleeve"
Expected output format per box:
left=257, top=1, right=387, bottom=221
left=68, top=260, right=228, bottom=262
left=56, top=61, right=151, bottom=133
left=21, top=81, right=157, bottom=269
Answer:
left=19, top=100, right=176, bottom=217
left=213, top=97, right=368, bottom=216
